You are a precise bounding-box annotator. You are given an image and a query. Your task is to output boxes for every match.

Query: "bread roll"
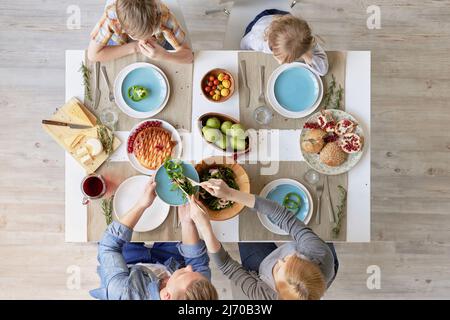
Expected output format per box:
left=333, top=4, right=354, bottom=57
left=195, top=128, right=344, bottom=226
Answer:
left=320, top=142, right=347, bottom=167
left=301, top=129, right=327, bottom=154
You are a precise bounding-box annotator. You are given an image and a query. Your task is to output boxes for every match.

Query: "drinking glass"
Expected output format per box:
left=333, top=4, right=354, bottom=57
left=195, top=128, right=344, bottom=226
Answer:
left=100, top=107, right=118, bottom=130
left=254, top=106, right=273, bottom=125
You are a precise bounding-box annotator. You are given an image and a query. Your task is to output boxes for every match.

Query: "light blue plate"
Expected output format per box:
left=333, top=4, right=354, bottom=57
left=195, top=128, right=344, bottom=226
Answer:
left=155, top=160, right=200, bottom=206
left=274, top=67, right=319, bottom=112
left=121, top=67, right=167, bottom=113
left=266, top=184, right=310, bottom=222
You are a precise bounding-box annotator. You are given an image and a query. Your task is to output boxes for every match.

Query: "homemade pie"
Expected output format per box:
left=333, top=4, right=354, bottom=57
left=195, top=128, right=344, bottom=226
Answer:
left=133, top=127, right=177, bottom=170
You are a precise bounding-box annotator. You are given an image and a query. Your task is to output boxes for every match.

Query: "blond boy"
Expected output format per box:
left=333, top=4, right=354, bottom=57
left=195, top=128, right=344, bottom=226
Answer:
left=88, top=0, right=193, bottom=64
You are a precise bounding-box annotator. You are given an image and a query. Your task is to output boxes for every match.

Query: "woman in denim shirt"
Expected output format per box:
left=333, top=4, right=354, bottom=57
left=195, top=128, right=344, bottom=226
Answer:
left=90, top=177, right=218, bottom=300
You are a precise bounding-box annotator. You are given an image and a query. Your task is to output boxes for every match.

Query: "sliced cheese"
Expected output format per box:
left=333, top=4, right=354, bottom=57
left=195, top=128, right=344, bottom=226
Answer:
left=75, top=146, right=89, bottom=157
left=85, top=138, right=103, bottom=156
left=80, top=154, right=93, bottom=165
left=65, top=101, right=96, bottom=127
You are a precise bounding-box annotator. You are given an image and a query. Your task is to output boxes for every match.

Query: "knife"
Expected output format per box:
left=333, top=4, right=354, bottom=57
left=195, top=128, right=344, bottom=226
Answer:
left=93, top=61, right=101, bottom=109
left=239, top=60, right=250, bottom=109
left=42, top=120, right=92, bottom=129
left=101, top=66, right=115, bottom=102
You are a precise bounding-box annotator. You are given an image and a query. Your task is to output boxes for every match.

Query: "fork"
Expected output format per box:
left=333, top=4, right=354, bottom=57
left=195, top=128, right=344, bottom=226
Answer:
left=177, top=183, right=208, bottom=215
left=101, top=66, right=115, bottom=102
left=315, top=179, right=325, bottom=224
left=258, top=65, right=266, bottom=106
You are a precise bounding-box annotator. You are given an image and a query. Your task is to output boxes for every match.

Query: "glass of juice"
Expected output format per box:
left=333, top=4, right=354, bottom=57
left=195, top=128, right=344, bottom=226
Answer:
left=81, top=174, right=106, bottom=205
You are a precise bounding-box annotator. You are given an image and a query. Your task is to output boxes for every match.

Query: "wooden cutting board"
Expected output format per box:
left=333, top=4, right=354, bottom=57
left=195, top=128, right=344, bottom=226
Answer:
left=42, top=97, right=121, bottom=173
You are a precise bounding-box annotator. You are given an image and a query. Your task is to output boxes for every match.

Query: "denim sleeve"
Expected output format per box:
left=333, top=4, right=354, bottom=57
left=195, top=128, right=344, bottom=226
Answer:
left=177, top=240, right=211, bottom=280
left=97, top=221, right=133, bottom=298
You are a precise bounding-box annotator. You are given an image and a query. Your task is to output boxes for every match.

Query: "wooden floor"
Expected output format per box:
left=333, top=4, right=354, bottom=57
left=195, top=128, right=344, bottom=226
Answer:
left=1, top=0, right=450, bottom=299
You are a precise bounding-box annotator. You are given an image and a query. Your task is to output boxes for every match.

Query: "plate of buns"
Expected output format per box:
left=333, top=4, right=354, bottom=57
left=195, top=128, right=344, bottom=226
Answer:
left=127, top=119, right=182, bottom=175
left=300, top=109, right=365, bottom=175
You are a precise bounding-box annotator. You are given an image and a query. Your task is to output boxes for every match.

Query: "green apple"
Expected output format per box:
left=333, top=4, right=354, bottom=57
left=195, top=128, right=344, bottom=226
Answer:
left=229, top=123, right=246, bottom=139
left=215, top=135, right=228, bottom=150
left=221, top=121, right=233, bottom=135
left=201, top=126, right=210, bottom=136
left=229, top=137, right=246, bottom=151
left=206, top=117, right=221, bottom=129
left=203, top=128, right=222, bottom=143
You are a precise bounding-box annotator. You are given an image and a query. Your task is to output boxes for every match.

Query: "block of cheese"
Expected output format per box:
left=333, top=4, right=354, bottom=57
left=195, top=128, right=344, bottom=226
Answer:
left=86, top=138, right=103, bottom=157
left=80, top=154, right=93, bottom=165
left=75, top=146, right=89, bottom=157
left=65, top=101, right=96, bottom=127
left=64, top=134, right=85, bottom=150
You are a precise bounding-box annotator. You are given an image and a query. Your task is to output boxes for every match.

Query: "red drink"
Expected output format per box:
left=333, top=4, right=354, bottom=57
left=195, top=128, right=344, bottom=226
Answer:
left=81, top=174, right=106, bottom=204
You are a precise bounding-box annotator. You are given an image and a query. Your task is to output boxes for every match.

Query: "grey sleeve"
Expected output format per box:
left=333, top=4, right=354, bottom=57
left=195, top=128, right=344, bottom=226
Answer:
left=254, top=196, right=328, bottom=251
left=209, top=245, right=278, bottom=300
left=309, top=42, right=329, bottom=76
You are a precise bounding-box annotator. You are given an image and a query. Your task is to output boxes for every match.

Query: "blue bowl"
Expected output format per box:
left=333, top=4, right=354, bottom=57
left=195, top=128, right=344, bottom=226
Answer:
left=121, top=67, right=167, bottom=113
left=266, top=183, right=310, bottom=222
left=274, top=66, right=319, bottom=112
left=155, top=160, right=200, bottom=206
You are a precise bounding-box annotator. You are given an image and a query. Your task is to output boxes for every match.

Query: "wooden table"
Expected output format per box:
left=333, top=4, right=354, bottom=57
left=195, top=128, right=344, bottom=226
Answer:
left=64, top=50, right=370, bottom=243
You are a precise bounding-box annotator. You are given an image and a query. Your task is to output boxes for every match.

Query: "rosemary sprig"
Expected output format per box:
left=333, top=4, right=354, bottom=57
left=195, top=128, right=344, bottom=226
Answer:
left=79, top=62, right=92, bottom=102
left=101, top=195, right=114, bottom=226
left=322, top=74, right=336, bottom=109
left=97, top=125, right=114, bottom=155
left=331, top=185, right=347, bottom=238
left=332, top=84, right=344, bottom=110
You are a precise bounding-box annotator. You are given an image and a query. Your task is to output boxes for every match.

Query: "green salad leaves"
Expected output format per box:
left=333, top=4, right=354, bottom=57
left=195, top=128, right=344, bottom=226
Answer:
left=128, top=85, right=149, bottom=102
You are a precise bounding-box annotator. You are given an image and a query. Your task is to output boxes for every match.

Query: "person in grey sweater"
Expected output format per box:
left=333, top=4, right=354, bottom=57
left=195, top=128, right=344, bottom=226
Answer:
left=188, top=178, right=338, bottom=300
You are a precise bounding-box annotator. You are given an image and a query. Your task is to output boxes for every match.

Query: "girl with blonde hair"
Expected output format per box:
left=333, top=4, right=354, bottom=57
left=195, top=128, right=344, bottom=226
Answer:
left=241, top=9, right=328, bottom=76
left=187, top=179, right=338, bottom=300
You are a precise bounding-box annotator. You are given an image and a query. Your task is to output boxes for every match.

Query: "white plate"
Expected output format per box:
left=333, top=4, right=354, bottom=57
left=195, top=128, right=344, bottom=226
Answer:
left=127, top=119, right=182, bottom=175
left=114, top=175, right=170, bottom=232
left=300, top=109, right=365, bottom=175
left=257, top=178, right=314, bottom=235
left=267, top=62, right=323, bottom=119
left=114, top=62, right=170, bottom=119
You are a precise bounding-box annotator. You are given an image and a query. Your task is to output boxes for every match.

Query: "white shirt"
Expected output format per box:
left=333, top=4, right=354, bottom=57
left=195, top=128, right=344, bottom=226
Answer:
left=240, top=15, right=329, bottom=76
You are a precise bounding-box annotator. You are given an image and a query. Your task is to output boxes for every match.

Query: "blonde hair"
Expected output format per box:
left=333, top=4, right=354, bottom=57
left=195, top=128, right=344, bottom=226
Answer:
left=276, top=255, right=326, bottom=300
left=265, top=15, right=315, bottom=64
left=185, top=279, right=219, bottom=300
left=116, top=0, right=159, bottom=39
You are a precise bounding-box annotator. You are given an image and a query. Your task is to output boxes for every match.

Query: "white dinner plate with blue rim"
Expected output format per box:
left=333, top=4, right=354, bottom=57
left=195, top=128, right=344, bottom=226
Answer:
left=267, top=62, right=323, bottom=119
left=257, top=178, right=314, bottom=235
left=114, top=62, right=170, bottom=119
left=114, top=175, right=170, bottom=232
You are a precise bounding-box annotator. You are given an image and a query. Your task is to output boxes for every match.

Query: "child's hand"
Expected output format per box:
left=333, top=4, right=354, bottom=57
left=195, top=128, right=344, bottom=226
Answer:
left=188, top=196, right=211, bottom=232
left=138, top=39, right=167, bottom=60
left=136, top=175, right=157, bottom=209
left=301, top=50, right=313, bottom=65
left=200, top=179, right=233, bottom=200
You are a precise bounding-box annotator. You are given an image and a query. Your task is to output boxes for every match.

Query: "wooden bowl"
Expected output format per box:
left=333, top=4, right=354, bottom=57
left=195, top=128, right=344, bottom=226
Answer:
left=198, top=112, right=250, bottom=155
left=201, top=68, right=235, bottom=103
left=195, top=156, right=250, bottom=221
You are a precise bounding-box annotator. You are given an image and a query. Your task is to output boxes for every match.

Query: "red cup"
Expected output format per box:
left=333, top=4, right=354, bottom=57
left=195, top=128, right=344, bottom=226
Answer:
left=81, top=174, right=106, bottom=205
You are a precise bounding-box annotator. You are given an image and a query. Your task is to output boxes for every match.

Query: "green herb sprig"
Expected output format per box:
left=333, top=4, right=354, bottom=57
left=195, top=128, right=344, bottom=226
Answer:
left=101, top=195, right=114, bottom=226
left=97, top=125, right=114, bottom=155
left=164, top=159, right=196, bottom=198
left=322, top=74, right=336, bottom=108
left=322, top=74, right=344, bottom=110
left=79, top=62, right=92, bottom=102
left=331, top=185, right=347, bottom=238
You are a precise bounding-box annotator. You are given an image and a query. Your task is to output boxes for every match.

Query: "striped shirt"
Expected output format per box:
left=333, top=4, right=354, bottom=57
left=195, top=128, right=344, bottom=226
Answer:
left=90, top=0, right=186, bottom=49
